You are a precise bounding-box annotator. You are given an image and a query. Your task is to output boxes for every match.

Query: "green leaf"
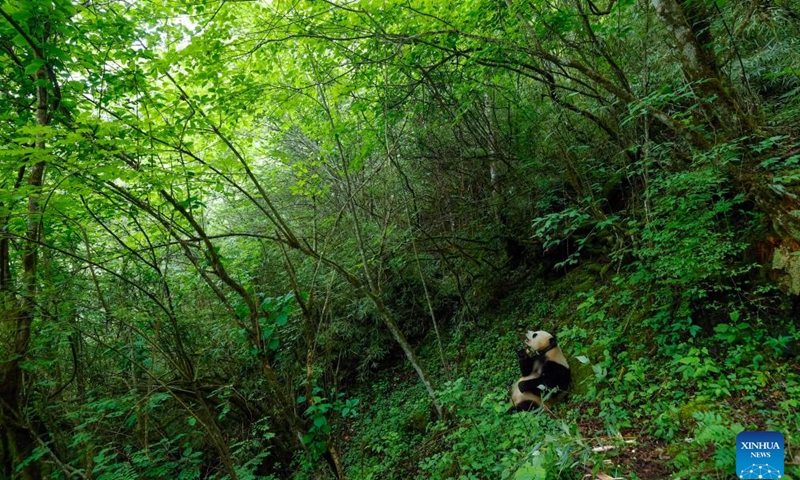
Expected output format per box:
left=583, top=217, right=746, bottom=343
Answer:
left=11, top=34, right=28, bottom=48
left=188, top=416, right=197, bottom=426
left=260, top=297, right=275, bottom=311
left=514, top=464, right=546, bottom=480
left=25, top=58, right=46, bottom=76
left=275, top=312, right=288, bottom=326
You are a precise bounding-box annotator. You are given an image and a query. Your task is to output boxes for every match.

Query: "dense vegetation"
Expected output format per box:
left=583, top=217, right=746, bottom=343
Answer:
left=1, top=0, right=799, bottom=478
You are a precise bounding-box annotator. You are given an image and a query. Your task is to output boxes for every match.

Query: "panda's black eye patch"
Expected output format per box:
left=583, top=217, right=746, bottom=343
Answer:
left=532, top=333, right=538, bottom=338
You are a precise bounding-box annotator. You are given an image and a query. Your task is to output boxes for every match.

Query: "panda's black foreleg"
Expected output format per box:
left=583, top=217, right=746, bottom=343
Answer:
left=507, top=400, right=537, bottom=414
left=516, top=378, right=543, bottom=394
left=517, top=349, right=535, bottom=376
left=539, top=361, right=571, bottom=392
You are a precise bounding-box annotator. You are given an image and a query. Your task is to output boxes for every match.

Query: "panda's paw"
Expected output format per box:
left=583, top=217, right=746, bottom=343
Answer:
left=517, top=348, right=528, bottom=359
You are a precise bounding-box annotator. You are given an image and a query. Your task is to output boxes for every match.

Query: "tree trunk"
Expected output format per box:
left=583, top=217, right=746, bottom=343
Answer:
left=0, top=70, right=48, bottom=480
left=369, top=292, right=445, bottom=419
left=650, top=0, right=752, bottom=136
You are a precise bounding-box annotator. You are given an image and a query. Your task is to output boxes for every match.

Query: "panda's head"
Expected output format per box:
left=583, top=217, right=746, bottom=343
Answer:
left=524, top=330, right=569, bottom=368
left=524, top=330, right=556, bottom=353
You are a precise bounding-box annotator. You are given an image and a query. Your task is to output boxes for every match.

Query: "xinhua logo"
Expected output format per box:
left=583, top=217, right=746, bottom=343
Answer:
left=736, top=431, right=784, bottom=479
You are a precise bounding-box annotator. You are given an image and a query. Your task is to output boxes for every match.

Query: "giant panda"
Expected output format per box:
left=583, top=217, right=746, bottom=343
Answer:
left=508, top=330, right=571, bottom=413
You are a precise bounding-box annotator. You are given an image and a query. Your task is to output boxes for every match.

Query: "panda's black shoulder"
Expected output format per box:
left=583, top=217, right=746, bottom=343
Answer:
left=542, top=360, right=570, bottom=374
left=541, top=360, right=571, bottom=387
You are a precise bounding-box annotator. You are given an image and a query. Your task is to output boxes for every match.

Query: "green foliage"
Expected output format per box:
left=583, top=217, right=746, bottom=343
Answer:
left=670, top=412, right=743, bottom=477
left=63, top=392, right=204, bottom=479
left=299, top=387, right=359, bottom=460
left=419, top=379, right=591, bottom=480
left=531, top=206, right=596, bottom=269
left=228, top=419, right=278, bottom=480
left=2, top=0, right=800, bottom=478
left=341, top=278, right=800, bottom=478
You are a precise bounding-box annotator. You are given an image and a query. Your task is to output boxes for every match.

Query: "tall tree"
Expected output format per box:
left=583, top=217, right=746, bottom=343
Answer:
left=0, top=1, right=65, bottom=476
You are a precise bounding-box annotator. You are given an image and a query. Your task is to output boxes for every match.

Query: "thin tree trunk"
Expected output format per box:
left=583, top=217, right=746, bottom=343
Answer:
left=368, top=291, right=444, bottom=419
left=0, top=69, right=48, bottom=480
left=410, top=228, right=447, bottom=372
left=279, top=245, right=348, bottom=479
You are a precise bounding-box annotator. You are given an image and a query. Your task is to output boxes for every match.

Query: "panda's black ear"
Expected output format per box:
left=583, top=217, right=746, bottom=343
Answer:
left=549, top=336, right=557, bottom=346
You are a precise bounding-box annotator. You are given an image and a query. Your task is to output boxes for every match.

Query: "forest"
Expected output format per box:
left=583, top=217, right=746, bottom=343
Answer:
left=0, top=0, right=799, bottom=478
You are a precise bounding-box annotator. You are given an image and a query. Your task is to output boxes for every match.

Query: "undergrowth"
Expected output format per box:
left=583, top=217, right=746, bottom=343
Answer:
left=327, top=277, right=800, bottom=480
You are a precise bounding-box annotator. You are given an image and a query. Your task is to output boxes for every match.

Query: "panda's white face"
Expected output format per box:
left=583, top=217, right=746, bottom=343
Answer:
left=524, top=330, right=554, bottom=351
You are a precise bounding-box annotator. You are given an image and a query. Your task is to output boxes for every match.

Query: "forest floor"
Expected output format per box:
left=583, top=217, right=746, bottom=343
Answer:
left=335, top=267, right=800, bottom=480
